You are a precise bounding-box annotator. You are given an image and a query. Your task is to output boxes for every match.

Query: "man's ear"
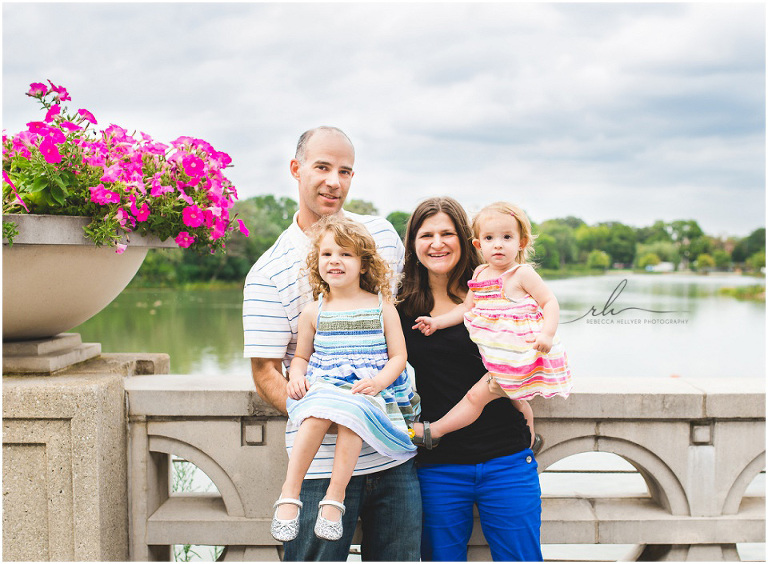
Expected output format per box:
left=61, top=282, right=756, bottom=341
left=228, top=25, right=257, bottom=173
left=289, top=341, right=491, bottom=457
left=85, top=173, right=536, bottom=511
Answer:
left=290, top=159, right=301, bottom=179
left=472, top=239, right=482, bottom=250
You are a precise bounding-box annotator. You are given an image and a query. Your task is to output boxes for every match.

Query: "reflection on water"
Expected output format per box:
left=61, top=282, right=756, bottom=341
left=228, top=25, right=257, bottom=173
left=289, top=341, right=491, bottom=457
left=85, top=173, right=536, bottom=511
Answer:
left=73, top=273, right=765, bottom=379
left=73, top=287, right=248, bottom=375
left=552, top=273, right=765, bottom=379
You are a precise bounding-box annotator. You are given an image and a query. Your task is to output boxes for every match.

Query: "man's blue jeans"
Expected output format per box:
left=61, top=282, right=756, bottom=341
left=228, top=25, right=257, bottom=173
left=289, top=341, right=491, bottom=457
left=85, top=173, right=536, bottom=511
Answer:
left=283, top=458, right=422, bottom=561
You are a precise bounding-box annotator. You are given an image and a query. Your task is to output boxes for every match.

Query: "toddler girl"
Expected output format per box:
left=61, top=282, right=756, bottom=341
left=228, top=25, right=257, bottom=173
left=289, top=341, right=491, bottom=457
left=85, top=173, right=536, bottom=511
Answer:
left=271, top=215, right=419, bottom=543
left=411, top=201, right=571, bottom=448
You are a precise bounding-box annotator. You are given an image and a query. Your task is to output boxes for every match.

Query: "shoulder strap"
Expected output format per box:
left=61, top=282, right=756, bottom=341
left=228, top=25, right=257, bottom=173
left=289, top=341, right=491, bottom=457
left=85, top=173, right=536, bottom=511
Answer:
left=377, top=292, right=384, bottom=326
left=472, top=264, right=490, bottom=280
left=502, top=263, right=528, bottom=277
left=316, top=294, right=324, bottom=326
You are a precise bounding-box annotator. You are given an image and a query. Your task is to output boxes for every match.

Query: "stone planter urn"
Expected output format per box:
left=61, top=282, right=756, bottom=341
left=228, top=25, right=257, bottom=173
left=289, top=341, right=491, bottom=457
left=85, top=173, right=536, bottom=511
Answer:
left=2, top=214, right=175, bottom=372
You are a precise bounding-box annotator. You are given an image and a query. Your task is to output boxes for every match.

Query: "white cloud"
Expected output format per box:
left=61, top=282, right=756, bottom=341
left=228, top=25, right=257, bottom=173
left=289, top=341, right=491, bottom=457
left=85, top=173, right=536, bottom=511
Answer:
left=3, top=2, right=764, bottom=236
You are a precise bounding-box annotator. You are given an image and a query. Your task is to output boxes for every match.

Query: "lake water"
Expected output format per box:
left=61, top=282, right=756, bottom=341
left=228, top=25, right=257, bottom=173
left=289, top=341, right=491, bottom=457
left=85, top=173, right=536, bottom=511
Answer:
left=74, top=272, right=766, bottom=380
left=73, top=272, right=765, bottom=561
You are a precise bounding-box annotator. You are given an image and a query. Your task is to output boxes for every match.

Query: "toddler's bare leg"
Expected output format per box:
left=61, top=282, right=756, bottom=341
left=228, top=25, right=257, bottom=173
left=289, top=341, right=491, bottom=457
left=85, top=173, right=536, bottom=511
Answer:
left=322, top=425, right=363, bottom=520
left=427, top=375, right=501, bottom=438
left=278, top=417, right=332, bottom=519
left=512, top=399, right=536, bottom=448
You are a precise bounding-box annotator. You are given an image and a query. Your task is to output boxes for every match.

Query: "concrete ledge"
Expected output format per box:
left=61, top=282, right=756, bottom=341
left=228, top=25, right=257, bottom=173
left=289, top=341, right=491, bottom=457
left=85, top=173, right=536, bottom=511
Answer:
left=125, top=374, right=765, bottom=421
left=125, top=373, right=282, bottom=417
left=145, top=494, right=765, bottom=547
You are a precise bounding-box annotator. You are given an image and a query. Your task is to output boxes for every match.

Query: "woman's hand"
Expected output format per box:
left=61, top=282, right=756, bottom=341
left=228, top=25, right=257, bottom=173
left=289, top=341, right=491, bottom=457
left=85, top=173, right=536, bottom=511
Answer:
left=532, top=333, right=553, bottom=353
left=287, top=375, right=309, bottom=400
left=351, top=377, right=385, bottom=396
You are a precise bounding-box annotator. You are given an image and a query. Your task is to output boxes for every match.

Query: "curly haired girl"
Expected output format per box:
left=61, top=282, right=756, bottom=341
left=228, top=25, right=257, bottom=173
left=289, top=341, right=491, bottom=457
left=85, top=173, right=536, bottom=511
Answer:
left=271, top=215, right=419, bottom=543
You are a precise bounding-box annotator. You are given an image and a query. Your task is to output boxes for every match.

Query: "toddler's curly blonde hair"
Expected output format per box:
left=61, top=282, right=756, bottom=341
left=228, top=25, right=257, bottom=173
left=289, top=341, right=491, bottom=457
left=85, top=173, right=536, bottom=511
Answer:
left=306, top=215, right=396, bottom=302
left=472, top=201, right=537, bottom=265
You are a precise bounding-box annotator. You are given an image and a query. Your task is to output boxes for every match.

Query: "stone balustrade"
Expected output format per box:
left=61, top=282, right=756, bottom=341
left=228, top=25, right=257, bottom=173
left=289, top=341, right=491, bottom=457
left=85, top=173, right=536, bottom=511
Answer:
left=125, top=371, right=765, bottom=562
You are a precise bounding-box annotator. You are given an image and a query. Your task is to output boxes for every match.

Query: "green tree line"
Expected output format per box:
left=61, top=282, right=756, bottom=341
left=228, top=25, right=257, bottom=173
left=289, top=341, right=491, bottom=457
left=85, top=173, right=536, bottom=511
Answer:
left=131, top=196, right=766, bottom=287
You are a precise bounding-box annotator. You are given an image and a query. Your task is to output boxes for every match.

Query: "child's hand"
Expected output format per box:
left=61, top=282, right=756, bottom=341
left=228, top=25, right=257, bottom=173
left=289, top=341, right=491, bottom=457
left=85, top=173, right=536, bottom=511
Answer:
left=413, top=316, right=441, bottom=336
left=287, top=375, right=309, bottom=400
left=351, top=377, right=384, bottom=396
left=533, top=333, right=553, bottom=353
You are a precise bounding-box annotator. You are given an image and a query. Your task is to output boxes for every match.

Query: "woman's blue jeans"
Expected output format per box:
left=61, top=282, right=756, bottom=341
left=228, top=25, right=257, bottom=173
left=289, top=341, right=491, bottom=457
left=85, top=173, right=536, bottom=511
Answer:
left=417, top=450, right=543, bottom=561
left=283, top=458, right=422, bottom=561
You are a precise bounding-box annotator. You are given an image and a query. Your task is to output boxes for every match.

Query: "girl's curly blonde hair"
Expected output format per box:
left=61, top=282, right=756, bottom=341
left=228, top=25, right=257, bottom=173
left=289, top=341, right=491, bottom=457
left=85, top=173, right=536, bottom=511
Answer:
left=305, top=215, right=397, bottom=302
left=472, top=201, right=537, bottom=265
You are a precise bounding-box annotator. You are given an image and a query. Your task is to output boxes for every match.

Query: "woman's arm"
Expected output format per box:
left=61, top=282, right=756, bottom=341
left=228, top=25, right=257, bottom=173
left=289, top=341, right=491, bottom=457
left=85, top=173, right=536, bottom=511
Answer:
left=351, top=302, right=408, bottom=395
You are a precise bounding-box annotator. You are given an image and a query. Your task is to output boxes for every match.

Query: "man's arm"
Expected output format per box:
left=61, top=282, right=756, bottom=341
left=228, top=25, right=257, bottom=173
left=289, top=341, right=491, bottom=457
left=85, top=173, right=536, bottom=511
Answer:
left=251, top=358, right=288, bottom=415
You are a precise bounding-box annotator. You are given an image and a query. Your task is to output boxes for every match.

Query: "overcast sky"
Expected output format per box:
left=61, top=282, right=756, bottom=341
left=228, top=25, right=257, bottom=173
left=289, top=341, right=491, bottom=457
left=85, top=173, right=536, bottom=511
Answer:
left=3, top=3, right=765, bottom=237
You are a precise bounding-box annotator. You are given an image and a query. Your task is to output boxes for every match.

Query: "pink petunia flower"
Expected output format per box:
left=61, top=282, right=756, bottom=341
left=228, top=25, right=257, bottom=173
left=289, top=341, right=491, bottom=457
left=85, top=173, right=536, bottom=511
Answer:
left=116, top=207, right=131, bottom=228
left=175, top=231, right=195, bottom=248
left=59, top=121, right=82, bottom=132
left=38, top=138, right=62, bottom=164
left=115, top=243, right=128, bottom=254
left=210, top=219, right=227, bottom=240
left=182, top=204, right=205, bottom=228
left=237, top=219, right=250, bottom=237
left=176, top=187, right=194, bottom=205
left=89, top=184, right=121, bottom=205
left=100, top=163, right=122, bottom=183
left=171, top=136, right=195, bottom=149
left=41, top=127, right=66, bottom=145
left=46, top=80, right=71, bottom=102
left=44, top=105, right=61, bottom=123
left=78, top=108, right=97, bottom=124
left=182, top=154, right=205, bottom=179
left=27, top=82, right=48, bottom=97
left=26, top=121, right=48, bottom=134
left=150, top=183, right=174, bottom=197
left=131, top=202, right=151, bottom=222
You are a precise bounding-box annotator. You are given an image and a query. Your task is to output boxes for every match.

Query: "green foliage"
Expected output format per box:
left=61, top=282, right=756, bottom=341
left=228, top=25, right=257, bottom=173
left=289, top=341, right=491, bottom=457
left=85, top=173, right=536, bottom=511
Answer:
left=343, top=198, right=378, bottom=215
left=534, top=233, right=560, bottom=269
left=694, top=253, right=715, bottom=271
left=635, top=220, right=673, bottom=244
left=386, top=211, right=410, bottom=240
left=718, top=285, right=766, bottom=301
left=637, top=252, right=661, bottom=269
left=575, top=224, right=610, bottom=260
left=746, top=250, right=766, bottom=272
left=732, top=228, right=766, bottom=263
left=131, top=195, right=297, bottom=286
left=600, top=222, right=637, bottom=265
left=636, top=241, right=680, bottom=268
left=125, top=196, right=765, bottom=286
left=538, top=220, right=577, bottom=267
left=586, top=249, right=611, bottom=270
left=712, top=249, right=731, bottom=270
left=2, top=219, right=19, bottom=245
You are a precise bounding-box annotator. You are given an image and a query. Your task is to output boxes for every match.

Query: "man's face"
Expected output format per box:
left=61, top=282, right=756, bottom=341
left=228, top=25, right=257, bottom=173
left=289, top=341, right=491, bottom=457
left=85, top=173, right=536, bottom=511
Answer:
left=291, top=131, right=355, bottom=229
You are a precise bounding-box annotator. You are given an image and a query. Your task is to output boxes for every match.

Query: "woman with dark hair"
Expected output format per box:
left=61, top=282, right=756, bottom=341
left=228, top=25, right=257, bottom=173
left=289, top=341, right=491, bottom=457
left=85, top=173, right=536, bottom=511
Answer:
left=398, top=197, right=543, bottom=561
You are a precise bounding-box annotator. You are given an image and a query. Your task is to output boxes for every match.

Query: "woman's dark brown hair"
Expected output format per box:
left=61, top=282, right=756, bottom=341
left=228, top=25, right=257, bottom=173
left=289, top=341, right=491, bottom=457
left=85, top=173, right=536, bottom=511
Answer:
left=397, top=197, right=481, bottom=319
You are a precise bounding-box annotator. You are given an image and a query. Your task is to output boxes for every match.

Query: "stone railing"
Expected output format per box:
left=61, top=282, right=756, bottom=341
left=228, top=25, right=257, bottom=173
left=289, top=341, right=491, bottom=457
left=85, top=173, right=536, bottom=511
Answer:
left=125, top=371, right=765, bottom=562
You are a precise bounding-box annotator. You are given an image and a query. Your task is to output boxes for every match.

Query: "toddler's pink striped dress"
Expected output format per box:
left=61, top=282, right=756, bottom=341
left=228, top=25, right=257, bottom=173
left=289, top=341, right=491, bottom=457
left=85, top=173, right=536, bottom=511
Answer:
left=464, top=264, right=572, bottom=400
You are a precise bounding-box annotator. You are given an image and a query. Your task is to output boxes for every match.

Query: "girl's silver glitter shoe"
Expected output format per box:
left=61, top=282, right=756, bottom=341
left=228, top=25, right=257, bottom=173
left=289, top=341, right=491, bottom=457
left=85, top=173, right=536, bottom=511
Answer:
left=271, top=497, right=303, bottom=542
left=314, top=499, right=346, bottom=541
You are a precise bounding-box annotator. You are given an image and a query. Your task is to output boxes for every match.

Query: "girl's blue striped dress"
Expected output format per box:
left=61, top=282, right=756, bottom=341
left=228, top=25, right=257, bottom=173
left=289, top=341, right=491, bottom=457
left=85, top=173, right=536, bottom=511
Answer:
left=287, top=293, right=419, bottom=460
